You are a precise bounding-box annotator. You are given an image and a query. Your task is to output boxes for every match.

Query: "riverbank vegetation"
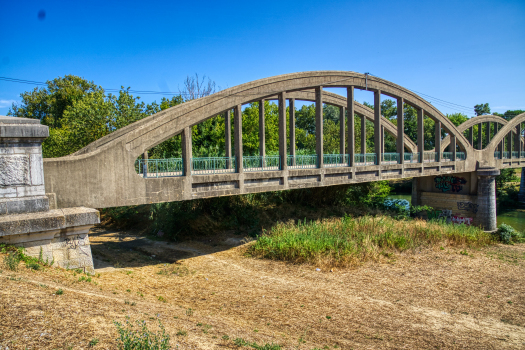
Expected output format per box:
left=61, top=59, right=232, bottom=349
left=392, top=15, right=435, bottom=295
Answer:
left=248, top=215, right=494, bottom=268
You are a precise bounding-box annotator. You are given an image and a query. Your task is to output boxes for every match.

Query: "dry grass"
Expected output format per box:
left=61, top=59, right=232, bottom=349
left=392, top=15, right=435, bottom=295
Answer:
left=1, top=228, right=525, bottom=349
left=248, top=216, right=494, bottom=268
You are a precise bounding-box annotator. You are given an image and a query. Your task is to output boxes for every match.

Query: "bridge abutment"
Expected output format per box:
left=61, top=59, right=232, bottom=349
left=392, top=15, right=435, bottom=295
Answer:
left=0, top=116, right=99, bottom=273
left=413, top=168, right=499, bottom=231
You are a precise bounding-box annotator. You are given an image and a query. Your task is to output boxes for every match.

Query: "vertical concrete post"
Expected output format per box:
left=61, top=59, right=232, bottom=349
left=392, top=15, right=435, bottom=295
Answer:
left=496, top=123, right=503, bottom=156
left=477, top=168, right=500, bottom=231
left=478, top=124, right=483, bottom=149
left=435, top=120, right=441, bottom=162
left=397, top=98, right=404, bottom=164
left=411, top=177, right=419, bottom=206
left=507, top=132, right=513, bottom=158
left=225, top=110, right=232, bottom=168
left=278, top=92, right=288, bottom=170
left=468, top=126, right=473, bottom=146
left=374, top=90, right=382, bottom=165
left=380, top=126, right=385, bottom=155
left=315, top=87, right=324, bottom=168
left=450, top=135, right=456, bottom=161
left=182, top=127, right=192, bottom=179
left=339, top=106, right=345, bottom=155
left=519, top=167, right=525, bottom=202
left=515, top=124, right=521, bottom=154
left=361, top=115, right=366, bottom=155
left=417, top=108, right=424, bottom=163
left=259, top=100, right=265, bottom=158
left=234, top=105, right=243, bottom=173
left=485, top=122, right=491, bottom=146
left=289, top=98, right=295, bottom=160
left=347, top=87, right=355, bottom=166
left=142, top=151, right=148, bottom=178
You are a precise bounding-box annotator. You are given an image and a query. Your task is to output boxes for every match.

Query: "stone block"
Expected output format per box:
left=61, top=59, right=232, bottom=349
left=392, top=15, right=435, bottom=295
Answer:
left=16, top=185, right=45, bottom=197
left=30, top=154, right=44, bottom=185
left=0, top=196, right=49, bottom=215
left=0, top=187, right=17, bottom=198
left=0, top=155, right=30, bottom=186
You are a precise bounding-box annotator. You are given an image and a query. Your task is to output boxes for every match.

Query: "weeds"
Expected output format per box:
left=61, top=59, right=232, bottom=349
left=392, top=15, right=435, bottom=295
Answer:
left=249, top=215, right=493, bottom=267
left=55, top=289, right=64, bottom=295
left=176, top=329, right=187, bottom=336
left=3, top=252, right=21, bottom=271
left=89, top=338, right=99, bottom=347
left=233, top=338, right=281, bottom=350
left=114, top=317, right=170, bottom=350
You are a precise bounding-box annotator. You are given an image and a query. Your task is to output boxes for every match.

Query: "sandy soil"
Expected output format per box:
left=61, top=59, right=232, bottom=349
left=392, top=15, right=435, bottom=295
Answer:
left=1, top=228, right=525, bottom=349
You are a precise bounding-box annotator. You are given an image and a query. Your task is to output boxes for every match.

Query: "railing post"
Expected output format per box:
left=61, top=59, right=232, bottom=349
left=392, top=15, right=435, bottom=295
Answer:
left=339, top=106, right=345, bottom=156
left=417, top=108, right=424, bottom=163
left=259, top=100, right=265, bottom=162
left=315, top=86, right=324, bottom=168
left=397, top=97, right=404, bottom=164
left=478, top=123, right=482, bottom=149
left=468, top=126, right=473, bottom=146
left=142, top=151, right=148, bottom=178
left=374, top=90, right=382, bottom=165
left=347, top=86, right=355, bottom=167
left=361, top=114, right=366, bottom=155
left=486, top=122, right=491, bottom=146
left=450, top=135, right=456, bottom=161
left=182, top=127, right=192, bottom=176
left=225, top=110, right=232, bottom=169
left=234, top=105, right=243, bottom=173
left=278, top=92, right=288, bottom=171
left=507, top=132, right=512, bottom=158
left=289, top=98, right=296, bottom=165
left=435, top=120, right=441, bottom=162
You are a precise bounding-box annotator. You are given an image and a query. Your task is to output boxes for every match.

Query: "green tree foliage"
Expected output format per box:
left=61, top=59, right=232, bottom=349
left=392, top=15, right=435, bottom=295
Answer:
left=474, top=103, right=490, bottom=116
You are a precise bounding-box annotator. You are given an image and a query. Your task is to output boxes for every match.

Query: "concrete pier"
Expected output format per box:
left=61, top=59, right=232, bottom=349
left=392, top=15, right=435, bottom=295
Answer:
left=0, top=116, right=99, bottom=273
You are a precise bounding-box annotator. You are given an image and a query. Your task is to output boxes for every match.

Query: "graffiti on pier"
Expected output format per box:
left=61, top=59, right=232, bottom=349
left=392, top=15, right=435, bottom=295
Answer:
left=434, top=176, right=467, bottom=193
left=427, top=209, right=473, bottom=226
left=457, top=201, right=479, bottom=213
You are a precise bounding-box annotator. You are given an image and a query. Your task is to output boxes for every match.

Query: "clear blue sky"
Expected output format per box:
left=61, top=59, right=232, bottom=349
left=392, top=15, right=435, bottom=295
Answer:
left=0, top=0, right=523, bottom=116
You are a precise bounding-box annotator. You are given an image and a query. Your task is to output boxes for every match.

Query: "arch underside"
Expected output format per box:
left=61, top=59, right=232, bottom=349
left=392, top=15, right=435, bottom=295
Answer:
left=439, top=115, right=524, bottom=152
left=45, top=71, right=525, bottom=209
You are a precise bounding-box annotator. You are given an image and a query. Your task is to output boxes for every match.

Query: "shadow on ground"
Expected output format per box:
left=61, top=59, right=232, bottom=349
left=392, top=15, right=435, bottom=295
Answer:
left=89, top=227, right=249, bottom=271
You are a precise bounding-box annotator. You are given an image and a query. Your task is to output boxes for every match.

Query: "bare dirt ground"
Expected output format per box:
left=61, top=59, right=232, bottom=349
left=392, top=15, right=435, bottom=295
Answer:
left=1, top=228, right=525, bottom=349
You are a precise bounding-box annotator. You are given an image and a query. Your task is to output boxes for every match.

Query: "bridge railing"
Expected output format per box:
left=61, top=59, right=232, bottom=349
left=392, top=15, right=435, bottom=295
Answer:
left=522, top=151, right=525, bottom=158
left=243, top=156, right=281, bottom=171
left=503, top=151, right=510, bottom=159
left=135, top=158, right=184, bottom=178
left=404, top=152, right=420, bottom=163
left=423, top=152, right=438, bottom=162
left=512, top=151, right=519, bottom=159
left=456, top=152, right=466, bottom=161
left=355, top=153, right=377, bottom=165
left=381, top=153, right=400, bottom=164
left=191, top=157, right=236, bottom=174
left=324, top=154, right=349, bottom=167
left=287, top=154, right=318, bottom=169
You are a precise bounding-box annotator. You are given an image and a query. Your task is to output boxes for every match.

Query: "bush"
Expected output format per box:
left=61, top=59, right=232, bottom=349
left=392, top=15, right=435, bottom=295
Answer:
left=3, top=252, right=21, bottom=271
left=495, top=224, right=525, bottom=244
left=113, top=317, right=170, bottom=350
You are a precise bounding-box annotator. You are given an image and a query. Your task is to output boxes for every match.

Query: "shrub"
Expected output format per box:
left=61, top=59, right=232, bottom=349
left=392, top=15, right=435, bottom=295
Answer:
left=113, top=317, right=170, bottom=350
left=3, top=252, right=21, bottom=271
left=495, top=224, right=525, bottom=244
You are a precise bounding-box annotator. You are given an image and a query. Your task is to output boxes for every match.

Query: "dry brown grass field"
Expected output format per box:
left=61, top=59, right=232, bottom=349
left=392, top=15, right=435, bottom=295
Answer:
left=1, top=227, right=525, bottom=349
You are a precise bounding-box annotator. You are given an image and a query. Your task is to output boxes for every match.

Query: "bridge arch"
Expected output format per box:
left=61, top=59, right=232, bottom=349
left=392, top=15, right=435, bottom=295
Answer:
left=44, top=71, right=477, bottom=209
left=486, top=112, right=525, bottom=155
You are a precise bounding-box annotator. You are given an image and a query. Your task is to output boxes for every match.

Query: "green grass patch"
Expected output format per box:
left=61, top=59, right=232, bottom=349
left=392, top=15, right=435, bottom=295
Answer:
left=248, top=215, right=494, bottom=267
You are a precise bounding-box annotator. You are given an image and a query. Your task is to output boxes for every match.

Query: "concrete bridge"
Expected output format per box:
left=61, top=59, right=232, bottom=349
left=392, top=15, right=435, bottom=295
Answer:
left=1, top=71, right=524, bottom=272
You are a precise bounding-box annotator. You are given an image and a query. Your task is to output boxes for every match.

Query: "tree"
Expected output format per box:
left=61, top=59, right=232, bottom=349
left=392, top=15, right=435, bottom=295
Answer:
left=180, top=74, right=216, bottom=101
left=474, top=103, right=490, bottom=116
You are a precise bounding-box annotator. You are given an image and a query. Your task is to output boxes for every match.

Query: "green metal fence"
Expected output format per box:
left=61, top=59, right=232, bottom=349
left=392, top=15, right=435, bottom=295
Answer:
left=135, top=158, right=183, bottom=178
left=287, top=154, right=318, bottom=168
left=381, top=153, right=400, bottom=164
left=191, top=157, right=236, bottom=174
left=404, top=152, right=420, bottom=163
left=423, top=152, right=438, bottom=162
left=243, top=156, right=281, bottom=171
left=442, top=152, right=453, bottom=161
left=512, top=151, right=519, bottom=159
left=456, top=152, right=466, bottom=161
left=503, top=151, right=510, bottom=159
left=494, top=151, right=501, bottom=159
left=354, top=153, right=377, bottom=165
left=323, top=154, right=349, bottom=167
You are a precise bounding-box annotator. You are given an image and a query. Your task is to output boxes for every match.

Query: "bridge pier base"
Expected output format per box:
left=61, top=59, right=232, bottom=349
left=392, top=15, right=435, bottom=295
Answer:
left=413, top=168, right=499, bottom=231
left=0, top=116, right=99, bottom=273
left=518, top=168, right=525, bottom=203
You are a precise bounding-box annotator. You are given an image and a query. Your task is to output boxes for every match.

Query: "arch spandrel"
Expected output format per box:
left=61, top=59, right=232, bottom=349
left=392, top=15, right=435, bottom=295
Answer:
left=61, top=71, right=468, bottom=159
left=486, top=112, right=525, bottom=153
